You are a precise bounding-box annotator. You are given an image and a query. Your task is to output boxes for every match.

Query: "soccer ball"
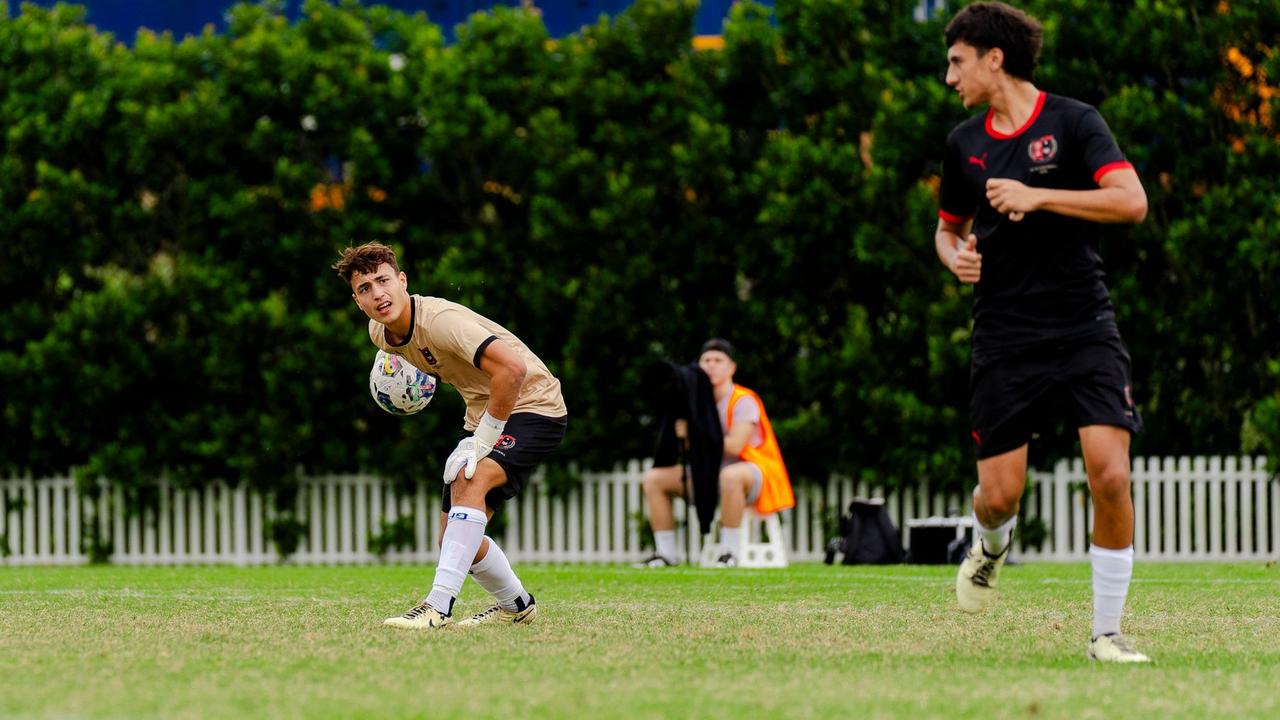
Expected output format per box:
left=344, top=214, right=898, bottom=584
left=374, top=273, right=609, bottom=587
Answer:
left=369, top=350, right=436, bottom=415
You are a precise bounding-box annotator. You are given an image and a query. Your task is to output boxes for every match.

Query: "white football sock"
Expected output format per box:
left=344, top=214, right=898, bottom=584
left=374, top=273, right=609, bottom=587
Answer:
left=654, top=530, right=677, bottom=563
left=1090, top=545, right=1134, bottom=638
left=719, top=526, right=742, bottom=555
left=469, top=536, right=530, bottom=612
left=975, top=513, right=1016, bottom=555
left=425, top=505, right=487, bottom=615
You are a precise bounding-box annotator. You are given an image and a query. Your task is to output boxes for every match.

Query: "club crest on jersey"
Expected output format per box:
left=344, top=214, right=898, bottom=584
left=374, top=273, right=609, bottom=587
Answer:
left=419, top=346, right=439, bottom=366
left=1028, top=134, right=1058, bottom=163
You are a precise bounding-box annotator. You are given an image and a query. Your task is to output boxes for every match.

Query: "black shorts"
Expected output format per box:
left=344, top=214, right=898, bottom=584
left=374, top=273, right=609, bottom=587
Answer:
left=441, top=412, right=567, bottom=512
left=969, top=334, right=1142, bottom=460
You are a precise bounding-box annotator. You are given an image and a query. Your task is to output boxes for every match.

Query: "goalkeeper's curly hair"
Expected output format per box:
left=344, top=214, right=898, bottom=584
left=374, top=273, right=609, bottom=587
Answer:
left=333, top=242, right=401, bottom=283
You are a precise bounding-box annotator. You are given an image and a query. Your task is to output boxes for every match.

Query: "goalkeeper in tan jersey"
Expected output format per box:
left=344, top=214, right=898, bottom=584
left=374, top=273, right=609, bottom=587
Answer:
left=334, top=242, right=568, bottom=629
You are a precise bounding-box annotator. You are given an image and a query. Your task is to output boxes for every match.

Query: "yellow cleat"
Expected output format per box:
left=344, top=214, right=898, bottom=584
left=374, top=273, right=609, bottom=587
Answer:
left=955, top=540, right=1010, bottom=613
left=454, top=596, right=538, bottom=628
left=1088, top=634, right=1151, bottom=663
left=383, top=601, right=453, bottom=630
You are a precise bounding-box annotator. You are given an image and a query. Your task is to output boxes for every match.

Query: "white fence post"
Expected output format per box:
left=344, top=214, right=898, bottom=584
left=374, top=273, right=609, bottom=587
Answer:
left=1252, top=459, right=1269, bottom=557
left=793, top=485, right=809, bottom=558
left=1240, top=456, right=1255, bottom=557
left=22, top=475, right=36, bottom=562
left=1176, top=457, right=1187, bottom=557
left=0, top=483, right=7, bottom=557
left=201, top=484, right=215, bottom=563
left=338, top=480, right=353, bottom=561
left=1164, top=457, right=1184, bottom=559
left=1050, top=461, right=1067, bottom=559
left=100, top=483, right=114, bottom=561
left=610, top=469, right=625, bottom=562
left=111, top=485, right=126, bottom=562
left=177, top=487, right=191, bottom=560
left=50, top=479, right=65, bottom=560
left=1133, top=457, right=1147, bottom=556
left=232, top=484, right=248, bottom=566
left=158, top=480, right=171, bottom=563
left=249, top=490, right=264, bottom=562
left=1267, top=457, right=1279, bottom=557
left=1225, top=457, right=1239, bottom=558
left=414, top=482, right=430, bottom=562
left=581, top=470, right=596, bottom=562
left=552, top=480, right=566, bottom=561
left=1071, top=459, right=1087, bottom=559
left=1194, top=457, right=1209, bottom=557
left=1209, top=457, right=1223, bottom=558
left=627, top=468, right=643, bottom=558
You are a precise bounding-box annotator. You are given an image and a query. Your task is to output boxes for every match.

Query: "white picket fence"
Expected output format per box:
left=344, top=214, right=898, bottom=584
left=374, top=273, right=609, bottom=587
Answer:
left=0, top=456, right=1275, bottom=566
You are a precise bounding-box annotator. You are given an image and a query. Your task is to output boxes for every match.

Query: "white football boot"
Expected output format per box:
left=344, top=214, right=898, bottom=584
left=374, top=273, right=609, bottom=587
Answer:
left=955, top=539, right=1010, bottom=613
left=383, top=601, right=453, bottom=630
left=454, top=595, right=538, bottom=628
left=1088, top=634, right=1151, bottom=663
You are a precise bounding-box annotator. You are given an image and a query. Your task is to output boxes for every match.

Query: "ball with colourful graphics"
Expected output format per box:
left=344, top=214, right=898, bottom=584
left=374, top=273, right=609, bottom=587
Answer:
left=369, top=350, right=437, bottom=415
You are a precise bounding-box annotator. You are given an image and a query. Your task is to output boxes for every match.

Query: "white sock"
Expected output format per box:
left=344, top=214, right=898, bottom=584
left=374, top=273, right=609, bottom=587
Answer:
left=719, top=526, right=742, bottom=555
left=654, top=530, right=677, bottom=562
left=469, top=536, right=530, bottom=612
left=975, top=513, right=1016, bottom=555
left=1090, top=545, right=1134, bottom=638
left=425, top=505, right=487, bottom=615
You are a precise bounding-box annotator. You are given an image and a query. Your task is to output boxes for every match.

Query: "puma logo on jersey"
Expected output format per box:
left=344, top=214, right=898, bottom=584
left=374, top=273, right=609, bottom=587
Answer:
left=968, top=153, right=988, bottom=171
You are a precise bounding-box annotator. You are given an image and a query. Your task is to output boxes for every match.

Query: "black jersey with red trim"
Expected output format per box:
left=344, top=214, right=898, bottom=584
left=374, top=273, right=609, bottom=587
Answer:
left=938, top=92, right=1134, bottom=363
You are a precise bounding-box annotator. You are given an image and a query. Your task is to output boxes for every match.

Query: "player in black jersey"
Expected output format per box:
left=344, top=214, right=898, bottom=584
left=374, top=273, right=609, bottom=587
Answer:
left=935, top=2, right=1151, bottom=663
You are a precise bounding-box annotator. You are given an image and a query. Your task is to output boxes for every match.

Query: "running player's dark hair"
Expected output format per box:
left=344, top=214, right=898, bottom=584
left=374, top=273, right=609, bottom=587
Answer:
left=333, top=242, right=401, bottom=283
left=944, top=2, right=1043, bottom=82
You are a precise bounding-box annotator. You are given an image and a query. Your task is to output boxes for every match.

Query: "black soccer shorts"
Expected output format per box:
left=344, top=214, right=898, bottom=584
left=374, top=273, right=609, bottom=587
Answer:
left=441, top=412, right=568, bottom=512
left=969, top=334, right=1142, bottom=460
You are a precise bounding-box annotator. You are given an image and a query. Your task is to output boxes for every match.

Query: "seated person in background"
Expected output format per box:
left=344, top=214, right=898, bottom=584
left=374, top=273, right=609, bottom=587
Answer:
left=638, top=338, right=793, bottom=567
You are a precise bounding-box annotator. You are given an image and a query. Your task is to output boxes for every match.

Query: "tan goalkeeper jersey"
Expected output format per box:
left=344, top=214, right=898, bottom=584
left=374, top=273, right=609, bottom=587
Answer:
left=368, top=295, right=567, bottom=430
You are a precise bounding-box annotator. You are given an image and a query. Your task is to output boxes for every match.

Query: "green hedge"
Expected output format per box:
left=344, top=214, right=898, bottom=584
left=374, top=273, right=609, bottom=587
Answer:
left=1, top=0, right=1277, bottom=496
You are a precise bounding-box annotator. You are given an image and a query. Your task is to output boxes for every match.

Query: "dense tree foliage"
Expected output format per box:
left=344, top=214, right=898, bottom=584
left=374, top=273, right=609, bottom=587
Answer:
left=1, top=0, right=1276, bottom=500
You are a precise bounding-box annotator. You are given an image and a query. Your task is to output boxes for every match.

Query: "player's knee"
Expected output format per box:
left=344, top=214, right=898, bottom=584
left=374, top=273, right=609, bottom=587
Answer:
left=1090, top=464, right=1130, bottom=504
left=642, top=468, right=672, bottom=494
left=718, top=469, right=743, bottom=496
left=982, top=487, right=1021, bottom=518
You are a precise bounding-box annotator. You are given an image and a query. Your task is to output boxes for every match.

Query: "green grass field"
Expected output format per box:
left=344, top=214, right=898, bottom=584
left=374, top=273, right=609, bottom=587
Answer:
left=2, top=562, right=1277, bottom=719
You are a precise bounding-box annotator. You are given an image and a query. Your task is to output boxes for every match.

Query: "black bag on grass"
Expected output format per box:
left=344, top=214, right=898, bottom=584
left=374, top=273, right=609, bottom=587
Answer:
left=824, top=499, right=906, bottom=565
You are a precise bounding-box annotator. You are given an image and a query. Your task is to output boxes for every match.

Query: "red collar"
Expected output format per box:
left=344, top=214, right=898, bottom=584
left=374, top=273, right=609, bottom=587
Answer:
left=985, top=91, right=1046, bottom=140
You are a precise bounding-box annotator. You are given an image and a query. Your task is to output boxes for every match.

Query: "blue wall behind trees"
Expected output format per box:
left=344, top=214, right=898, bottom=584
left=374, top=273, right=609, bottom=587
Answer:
left=19, top=0, right=757, bottom=40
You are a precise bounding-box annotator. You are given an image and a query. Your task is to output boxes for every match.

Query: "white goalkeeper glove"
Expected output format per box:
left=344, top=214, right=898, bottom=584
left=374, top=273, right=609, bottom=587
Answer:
left=465, top=411, right=507, bottom=479
left=443, top=437, right=475, bottom=485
